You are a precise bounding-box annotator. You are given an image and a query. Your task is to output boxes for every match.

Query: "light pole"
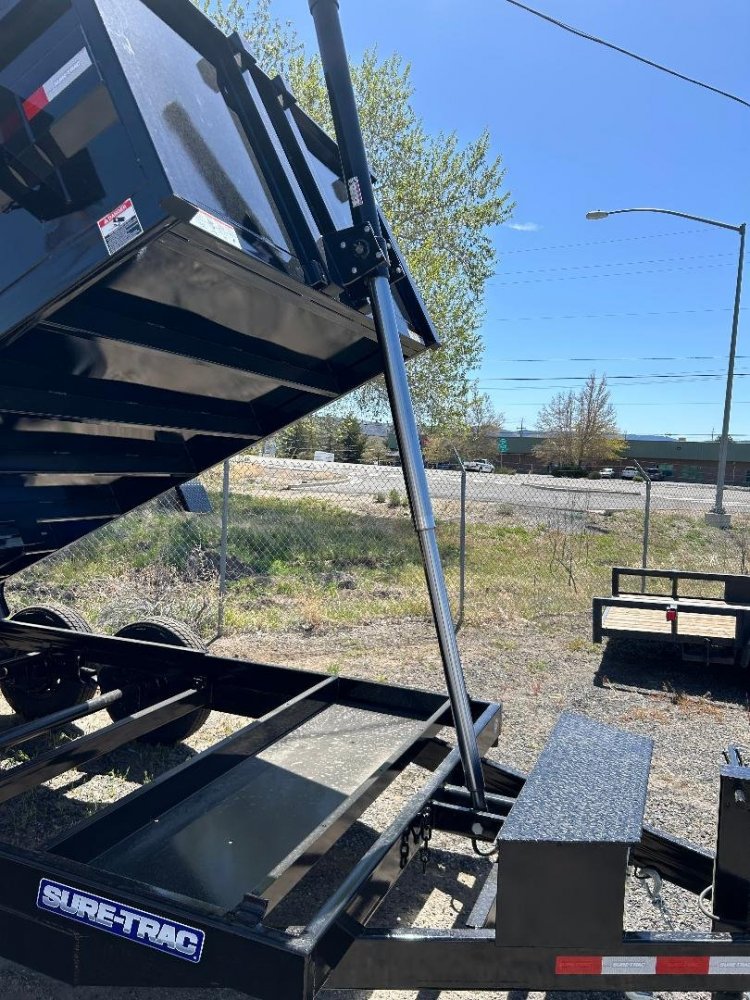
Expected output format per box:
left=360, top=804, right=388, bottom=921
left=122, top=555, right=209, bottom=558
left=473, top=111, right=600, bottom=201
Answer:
left=587, top=208, right=746, bottom=528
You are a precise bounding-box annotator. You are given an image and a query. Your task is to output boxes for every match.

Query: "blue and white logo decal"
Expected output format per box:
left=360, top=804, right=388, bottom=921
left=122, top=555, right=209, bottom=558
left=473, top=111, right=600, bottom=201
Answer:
left=37, top=879, right=205, bottom=963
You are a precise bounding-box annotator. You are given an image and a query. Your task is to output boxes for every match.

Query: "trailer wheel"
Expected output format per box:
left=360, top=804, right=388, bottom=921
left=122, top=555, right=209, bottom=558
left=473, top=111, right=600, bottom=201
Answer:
left=0, top=604, right=97, bottom=719
left=100, top=618, right=210, bottom=744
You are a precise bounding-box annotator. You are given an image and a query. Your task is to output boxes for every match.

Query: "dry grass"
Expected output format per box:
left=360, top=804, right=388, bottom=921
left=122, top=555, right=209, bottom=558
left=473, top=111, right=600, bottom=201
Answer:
left=3, top=468, right=750, bottom=998
left=8, top=487, right=750, bottom=647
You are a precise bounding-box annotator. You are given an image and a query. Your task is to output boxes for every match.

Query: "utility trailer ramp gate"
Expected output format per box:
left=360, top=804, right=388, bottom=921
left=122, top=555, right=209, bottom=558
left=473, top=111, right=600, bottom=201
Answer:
left=1, top=0, right=750, bottom=997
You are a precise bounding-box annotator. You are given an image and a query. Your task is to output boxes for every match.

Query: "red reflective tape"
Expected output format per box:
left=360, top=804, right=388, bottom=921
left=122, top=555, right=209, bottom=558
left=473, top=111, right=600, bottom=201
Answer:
left=22, top=86, right=48, bottom=120
left=655, top=955, right=710, bottom=975
left=556, top=956, right=603, bottom=975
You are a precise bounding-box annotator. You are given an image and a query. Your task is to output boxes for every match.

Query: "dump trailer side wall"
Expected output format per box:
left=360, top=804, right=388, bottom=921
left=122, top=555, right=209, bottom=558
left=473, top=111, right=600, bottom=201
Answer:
left=0, top=0, right=171, bottom=334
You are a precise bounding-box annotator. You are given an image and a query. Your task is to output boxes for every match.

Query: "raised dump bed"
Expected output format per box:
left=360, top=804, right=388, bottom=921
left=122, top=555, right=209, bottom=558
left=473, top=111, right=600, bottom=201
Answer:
left=593, top=567, right=750, bottom=665
left=2, top=0, right=750, bottom=997
left=0, top=0, right=435, bottom=584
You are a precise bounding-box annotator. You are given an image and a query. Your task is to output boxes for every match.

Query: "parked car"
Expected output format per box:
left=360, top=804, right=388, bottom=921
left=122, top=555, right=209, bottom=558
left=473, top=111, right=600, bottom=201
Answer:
left=599, top=467, right=615, bottom=479
left=464, top=458, right=494, bottom=473
left=646, top=466, right=662, bottom=480
left=621, top=467, right=638, bottom=480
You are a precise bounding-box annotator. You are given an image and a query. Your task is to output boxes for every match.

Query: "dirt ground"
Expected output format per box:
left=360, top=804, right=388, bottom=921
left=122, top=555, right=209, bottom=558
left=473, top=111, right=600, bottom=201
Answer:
left=0, top=613, right=746, bottom=1000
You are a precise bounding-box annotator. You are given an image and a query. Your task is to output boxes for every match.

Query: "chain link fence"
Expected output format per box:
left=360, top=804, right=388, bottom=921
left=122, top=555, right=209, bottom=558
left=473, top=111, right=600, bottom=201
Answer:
left=8, top=448, right=750, bottom=642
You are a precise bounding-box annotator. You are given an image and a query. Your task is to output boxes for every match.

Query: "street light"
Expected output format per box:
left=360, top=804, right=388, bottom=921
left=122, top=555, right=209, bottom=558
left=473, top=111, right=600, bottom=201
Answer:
left=587, top=207, right=746, bottom=528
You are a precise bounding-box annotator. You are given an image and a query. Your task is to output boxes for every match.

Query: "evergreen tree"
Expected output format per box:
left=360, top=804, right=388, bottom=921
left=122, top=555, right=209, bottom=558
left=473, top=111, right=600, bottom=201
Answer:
left=337, top=414, right=367, bottom=463
left=276, top=416, right=316, bottom=459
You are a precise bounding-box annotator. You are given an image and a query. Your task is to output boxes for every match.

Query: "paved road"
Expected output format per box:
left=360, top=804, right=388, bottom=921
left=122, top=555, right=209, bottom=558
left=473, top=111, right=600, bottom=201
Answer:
left=239, top=458, right=750, bottom=513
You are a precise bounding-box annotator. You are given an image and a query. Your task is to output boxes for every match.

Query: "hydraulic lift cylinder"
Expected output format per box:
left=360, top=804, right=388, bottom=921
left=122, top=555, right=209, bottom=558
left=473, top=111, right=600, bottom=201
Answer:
left=308, top=0, right=486, bottom=810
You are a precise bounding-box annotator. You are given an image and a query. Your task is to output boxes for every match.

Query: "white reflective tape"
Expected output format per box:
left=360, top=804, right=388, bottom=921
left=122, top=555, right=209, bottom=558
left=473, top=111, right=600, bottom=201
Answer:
left=602, top=956, right=657, bottom=975
left=709, top=957, right=750, bottom=975
left=347, top=176, right=364, bottom=208
left=43, top=48, right=92, bottom=103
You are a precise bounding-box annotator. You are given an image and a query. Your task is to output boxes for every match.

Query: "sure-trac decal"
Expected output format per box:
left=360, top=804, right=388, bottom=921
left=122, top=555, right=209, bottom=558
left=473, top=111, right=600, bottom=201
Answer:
left=37, top=879, right=205, bottom=963
left=23, top=48, right=93, bottom=120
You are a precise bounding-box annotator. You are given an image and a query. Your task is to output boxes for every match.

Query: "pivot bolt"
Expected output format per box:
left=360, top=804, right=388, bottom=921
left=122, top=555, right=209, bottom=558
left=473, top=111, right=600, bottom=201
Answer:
left=351, top=267, right=358, bottom=274
left=340, top=241, right=347, bottom=249
left=471, top=821, right=484, bottom=836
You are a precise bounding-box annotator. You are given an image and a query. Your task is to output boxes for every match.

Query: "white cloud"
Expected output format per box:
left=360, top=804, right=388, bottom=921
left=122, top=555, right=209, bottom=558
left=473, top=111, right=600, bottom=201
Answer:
left=506, top=221, right=542, bottom=232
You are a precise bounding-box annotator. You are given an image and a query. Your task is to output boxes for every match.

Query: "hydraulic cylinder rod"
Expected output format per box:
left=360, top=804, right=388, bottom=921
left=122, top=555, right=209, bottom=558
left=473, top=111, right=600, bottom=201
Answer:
left=0, top=688, right=124, bottom=752
left=308, top=0, right=486, bottom=810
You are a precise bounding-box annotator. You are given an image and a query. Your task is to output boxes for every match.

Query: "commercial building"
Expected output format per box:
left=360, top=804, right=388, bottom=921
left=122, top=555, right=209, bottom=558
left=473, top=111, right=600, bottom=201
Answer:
left=494, top=433, right=750, bottom=484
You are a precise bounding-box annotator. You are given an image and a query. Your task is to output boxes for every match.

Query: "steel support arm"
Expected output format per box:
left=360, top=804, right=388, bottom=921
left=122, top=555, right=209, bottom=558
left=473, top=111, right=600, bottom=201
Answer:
left=307, top=0, right=485, bottom=811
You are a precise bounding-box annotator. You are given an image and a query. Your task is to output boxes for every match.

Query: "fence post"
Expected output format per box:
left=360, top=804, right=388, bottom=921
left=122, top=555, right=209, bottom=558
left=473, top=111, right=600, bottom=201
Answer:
left=453, top=447, right=467, bottom=632
left=633, top=460, right=651, bottom=594
left=217, top=459, right=230, bottom=635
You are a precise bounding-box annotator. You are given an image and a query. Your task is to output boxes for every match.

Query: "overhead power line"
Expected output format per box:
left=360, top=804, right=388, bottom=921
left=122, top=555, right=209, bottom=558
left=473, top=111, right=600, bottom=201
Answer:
left=479, top=381, right=731, bottom=392
left=484, top=353, right=750, bottom=364
left=481, top=372, right=750, bottom=382
left=498, top=252, right=733, bottom=278
left=492, top=260, right=734, bottom=286
left=503, top=0, right=750, bottom=110
left=486, top=305, right=746, bottom=323
left=497, top=400, right=750, bottom=409
left=500, top=229, right=711, bottom=255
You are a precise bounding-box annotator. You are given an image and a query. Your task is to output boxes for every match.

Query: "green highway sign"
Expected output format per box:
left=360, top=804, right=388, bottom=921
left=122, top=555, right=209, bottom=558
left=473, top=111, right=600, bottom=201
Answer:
left=498, top=437, right=508, bottom=454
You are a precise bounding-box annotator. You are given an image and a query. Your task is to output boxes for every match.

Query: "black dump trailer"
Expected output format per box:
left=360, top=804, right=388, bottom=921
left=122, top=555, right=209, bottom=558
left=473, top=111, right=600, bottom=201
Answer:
left=1, top=1, right=750, bottom=996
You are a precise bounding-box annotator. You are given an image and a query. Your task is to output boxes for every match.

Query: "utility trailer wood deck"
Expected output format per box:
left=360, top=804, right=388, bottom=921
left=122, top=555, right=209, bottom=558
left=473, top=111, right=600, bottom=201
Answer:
left=2, top=0, right=750, bottom=996
left=594, top=567, right=750, bottom=665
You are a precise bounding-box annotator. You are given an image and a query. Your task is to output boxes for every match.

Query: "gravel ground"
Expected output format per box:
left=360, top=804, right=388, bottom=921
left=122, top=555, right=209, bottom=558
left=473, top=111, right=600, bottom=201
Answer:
left=0, top=614, right=746, bottom=1000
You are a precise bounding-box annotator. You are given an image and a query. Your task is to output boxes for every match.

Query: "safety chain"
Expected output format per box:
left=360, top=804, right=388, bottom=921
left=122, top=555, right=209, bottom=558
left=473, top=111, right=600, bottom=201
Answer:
left=633, top=866, right=675, bottom=931
left=399, top=805, right=433, bottom=872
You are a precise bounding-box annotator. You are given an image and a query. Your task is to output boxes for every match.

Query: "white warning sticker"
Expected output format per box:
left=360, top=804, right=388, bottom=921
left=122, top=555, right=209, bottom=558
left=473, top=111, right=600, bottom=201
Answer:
left=189, top=209, right=242, bottom=249
left=97, top=198, right=143, bottom=256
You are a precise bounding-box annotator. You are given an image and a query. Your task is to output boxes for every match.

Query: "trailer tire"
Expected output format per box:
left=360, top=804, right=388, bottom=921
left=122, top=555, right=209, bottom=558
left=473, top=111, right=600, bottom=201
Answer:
left=0, top=604, right=97, bottom=719
left=101, top=618, right=210, bottom=744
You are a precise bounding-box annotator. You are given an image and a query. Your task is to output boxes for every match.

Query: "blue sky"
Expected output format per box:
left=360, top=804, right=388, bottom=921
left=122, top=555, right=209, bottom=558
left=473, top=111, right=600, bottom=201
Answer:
left=271, top=0, right=749, bottom=438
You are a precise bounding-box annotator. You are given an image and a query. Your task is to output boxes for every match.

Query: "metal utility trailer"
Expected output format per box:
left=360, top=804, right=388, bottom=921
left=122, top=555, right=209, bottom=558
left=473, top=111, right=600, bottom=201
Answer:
left=2, top=0, right=750, bottom=996
left=594, top=566, right=750, bottom=666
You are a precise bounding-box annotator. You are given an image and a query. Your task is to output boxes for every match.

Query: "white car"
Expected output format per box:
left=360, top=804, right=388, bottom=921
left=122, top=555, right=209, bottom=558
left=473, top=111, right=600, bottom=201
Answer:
left=621, top=467, right=638, bottom=480
left=464, top=458, right=494, bottom=473
left=599, top=467, right=615, bottom=479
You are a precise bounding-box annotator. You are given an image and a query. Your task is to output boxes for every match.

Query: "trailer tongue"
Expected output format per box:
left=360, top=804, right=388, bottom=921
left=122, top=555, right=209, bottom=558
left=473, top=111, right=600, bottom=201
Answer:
left=1, top=0, right=750, bottom=996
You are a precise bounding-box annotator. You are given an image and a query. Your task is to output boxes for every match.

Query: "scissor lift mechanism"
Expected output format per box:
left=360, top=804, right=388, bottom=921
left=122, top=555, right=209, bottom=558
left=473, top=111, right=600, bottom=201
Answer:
left=0, top=0, right=749, bottom=995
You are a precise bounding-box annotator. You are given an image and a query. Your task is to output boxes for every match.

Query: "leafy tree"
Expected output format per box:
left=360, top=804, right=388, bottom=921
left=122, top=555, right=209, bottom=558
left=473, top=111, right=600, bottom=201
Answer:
left=198, top=0, right=514, bottom=426
left=423, top=398, right=503, bottom=465
left=362, top=435, right=389, bottom=464
left=534, top=374, right=626, bottom=469
left=276, top=416, right=316, bottom=459
left=337, top=414, right=367, bottom=463
left=460, top=397, right=504, bottom=460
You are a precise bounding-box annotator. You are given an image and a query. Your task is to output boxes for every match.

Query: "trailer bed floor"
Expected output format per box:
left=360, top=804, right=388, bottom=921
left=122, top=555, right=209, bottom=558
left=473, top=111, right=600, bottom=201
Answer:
left=92, top=703, right=426, bottom=909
